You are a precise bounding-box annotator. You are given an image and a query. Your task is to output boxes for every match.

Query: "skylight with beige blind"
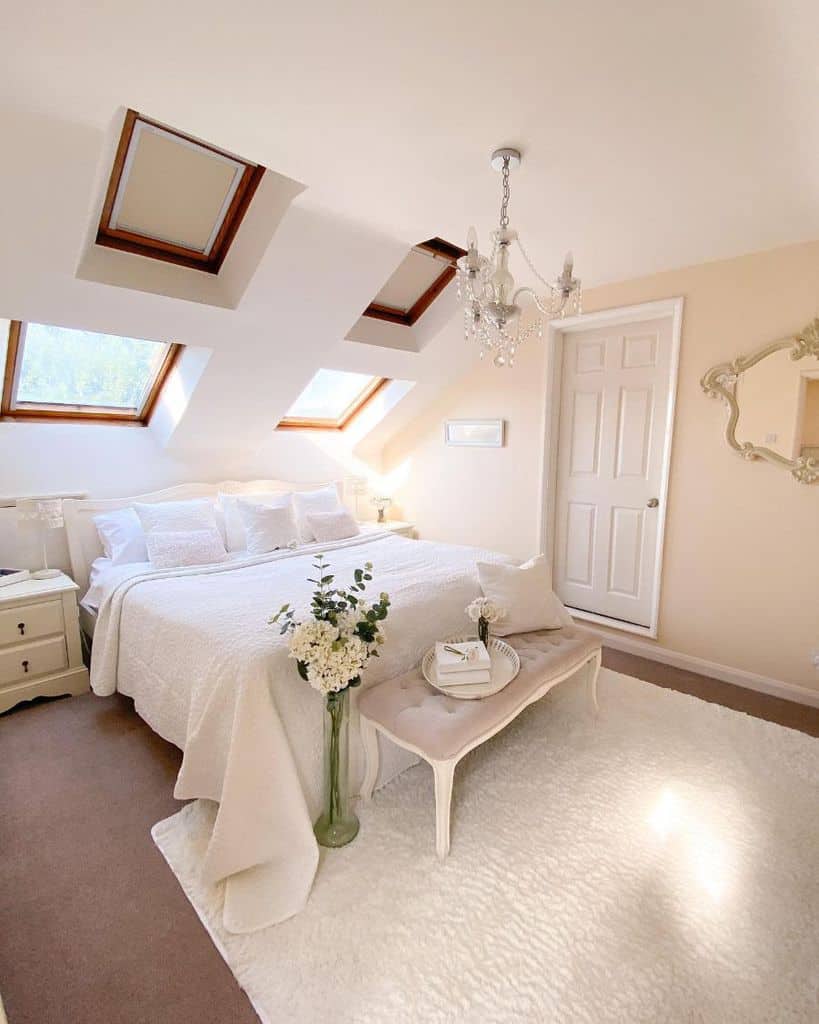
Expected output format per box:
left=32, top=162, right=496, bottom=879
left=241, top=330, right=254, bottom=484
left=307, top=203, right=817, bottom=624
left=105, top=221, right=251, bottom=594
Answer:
left=362, top=237, right=466, bottom=326
left=96, top=110, right=265, bottom=273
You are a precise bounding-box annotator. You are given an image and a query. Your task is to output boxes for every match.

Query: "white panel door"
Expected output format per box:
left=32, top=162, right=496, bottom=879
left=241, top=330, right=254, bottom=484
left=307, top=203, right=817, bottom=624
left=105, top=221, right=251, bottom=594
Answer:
left=553, top=317, right=672, bottom=628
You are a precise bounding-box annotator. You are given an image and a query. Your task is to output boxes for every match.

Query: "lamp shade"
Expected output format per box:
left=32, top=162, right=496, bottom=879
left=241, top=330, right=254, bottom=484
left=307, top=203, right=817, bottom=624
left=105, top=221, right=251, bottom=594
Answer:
left=17, top=498, right=65, bottom=529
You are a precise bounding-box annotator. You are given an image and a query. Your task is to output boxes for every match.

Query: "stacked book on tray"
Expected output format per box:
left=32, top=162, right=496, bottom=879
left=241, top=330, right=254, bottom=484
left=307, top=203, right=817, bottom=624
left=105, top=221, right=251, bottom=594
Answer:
left=433, top=640, right=492, bottom=688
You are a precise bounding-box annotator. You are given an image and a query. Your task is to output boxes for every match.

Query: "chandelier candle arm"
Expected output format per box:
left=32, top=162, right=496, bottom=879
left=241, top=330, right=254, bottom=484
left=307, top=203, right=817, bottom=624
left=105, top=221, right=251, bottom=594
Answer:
left=457, top=148, right=581, bottom=368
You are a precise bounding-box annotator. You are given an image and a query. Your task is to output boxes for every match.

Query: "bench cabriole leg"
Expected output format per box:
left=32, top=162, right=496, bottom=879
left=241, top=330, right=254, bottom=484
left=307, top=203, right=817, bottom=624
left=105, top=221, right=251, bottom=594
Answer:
left=360, top=717, right=380, bottom=801
left=588, top=649, right=601, bottom=714
left=432, top=759, right=455, bottom=860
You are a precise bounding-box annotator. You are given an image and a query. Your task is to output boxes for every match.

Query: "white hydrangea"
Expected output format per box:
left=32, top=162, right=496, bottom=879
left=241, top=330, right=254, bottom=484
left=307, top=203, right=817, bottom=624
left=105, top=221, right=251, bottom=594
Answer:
left=334, top=609, right=361, bottom=636
left=287, top=619, right=372, bottom=695
left=304, top=634, right=369, bottom=695
left=466, top=597, right=506, bottom=624
left=288, top=619, right=337, bottom=663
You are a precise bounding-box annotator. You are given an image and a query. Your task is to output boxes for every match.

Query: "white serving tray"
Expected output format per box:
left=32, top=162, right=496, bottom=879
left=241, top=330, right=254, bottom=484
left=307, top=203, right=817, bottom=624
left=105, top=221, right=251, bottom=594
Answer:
left=422, top=635, right=520, bottom=700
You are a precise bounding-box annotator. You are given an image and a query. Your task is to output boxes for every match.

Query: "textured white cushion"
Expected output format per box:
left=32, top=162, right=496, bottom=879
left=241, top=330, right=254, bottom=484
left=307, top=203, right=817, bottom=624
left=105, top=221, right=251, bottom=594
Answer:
left=93, top=507, right=147, bottom=566
left=219, top=492, right=292, bottom=552
left=134, top=499, right=220, bottom=537
left=292, top=485, right=345, bottom=542
left=145, top=528, right=227, bottom=570
left=476, top=556, right=565, bottom=636
left=306, top=509, right=360, bottom=543
left=238, top=499, right=300, bottom=555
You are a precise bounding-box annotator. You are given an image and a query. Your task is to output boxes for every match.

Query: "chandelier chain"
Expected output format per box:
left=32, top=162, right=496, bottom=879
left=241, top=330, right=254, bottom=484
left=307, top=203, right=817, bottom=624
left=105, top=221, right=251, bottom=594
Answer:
left=514, top=235, right=553, bottom=290
left=499, top=157, right=511, bottom=230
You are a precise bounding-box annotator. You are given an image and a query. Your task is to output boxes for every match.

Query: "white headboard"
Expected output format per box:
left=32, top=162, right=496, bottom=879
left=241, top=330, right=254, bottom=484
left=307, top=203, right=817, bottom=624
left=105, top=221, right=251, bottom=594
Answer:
left=62, top=479, right=343, bottom=595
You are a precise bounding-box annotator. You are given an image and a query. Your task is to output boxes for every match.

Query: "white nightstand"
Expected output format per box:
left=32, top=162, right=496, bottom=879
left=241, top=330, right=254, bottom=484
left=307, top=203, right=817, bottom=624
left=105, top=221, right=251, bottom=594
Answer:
left=380, top=520, right=416, bottom=539
left=0, top=572, right=89, bottom=714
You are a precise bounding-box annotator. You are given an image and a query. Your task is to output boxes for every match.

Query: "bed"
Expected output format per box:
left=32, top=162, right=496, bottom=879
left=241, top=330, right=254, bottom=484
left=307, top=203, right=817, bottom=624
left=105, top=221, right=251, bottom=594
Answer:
left=63, top=481, right=512, bottom=933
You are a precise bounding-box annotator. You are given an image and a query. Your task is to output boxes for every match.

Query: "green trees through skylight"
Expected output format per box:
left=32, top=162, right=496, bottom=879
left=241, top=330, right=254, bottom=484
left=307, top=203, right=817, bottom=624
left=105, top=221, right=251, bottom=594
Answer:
left=17, top=323, right=168, bottom=410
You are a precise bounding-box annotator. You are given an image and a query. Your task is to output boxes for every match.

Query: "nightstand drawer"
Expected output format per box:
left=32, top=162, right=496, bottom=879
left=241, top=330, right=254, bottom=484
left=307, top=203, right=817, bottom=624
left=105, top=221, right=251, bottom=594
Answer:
left=0, top=600, right=65, bottom=646
left=0, top=636, right=69, bottom=686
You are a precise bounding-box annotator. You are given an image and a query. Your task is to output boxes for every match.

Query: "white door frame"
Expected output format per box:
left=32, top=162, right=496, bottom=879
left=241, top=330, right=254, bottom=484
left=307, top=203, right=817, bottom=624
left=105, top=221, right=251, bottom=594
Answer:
left=538, top=297, right=684, bottom=639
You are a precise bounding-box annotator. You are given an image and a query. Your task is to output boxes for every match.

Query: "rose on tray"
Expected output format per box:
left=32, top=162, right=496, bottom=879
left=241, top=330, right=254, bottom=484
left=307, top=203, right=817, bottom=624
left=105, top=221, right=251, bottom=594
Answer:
left=466, top=597, right=506, bottom=646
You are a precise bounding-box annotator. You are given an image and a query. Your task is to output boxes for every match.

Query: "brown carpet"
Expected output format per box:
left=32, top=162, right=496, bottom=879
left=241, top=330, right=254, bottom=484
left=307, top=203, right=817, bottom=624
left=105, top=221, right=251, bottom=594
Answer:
left=0, top=692, right=257, bottom=1024
left=602, top=648, right=819, bottom=738
left=1, top=652, right=817, bottom=1023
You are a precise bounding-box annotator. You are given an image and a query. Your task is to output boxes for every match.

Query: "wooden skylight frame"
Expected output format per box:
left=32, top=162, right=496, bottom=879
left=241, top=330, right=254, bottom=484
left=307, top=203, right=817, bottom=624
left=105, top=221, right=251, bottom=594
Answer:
left=96, top=109, right=266, bottom=274
left=1, top=320, right=182, bottom=426
left=362, top=237, right=467, bottom=327
left=277, top=375, right=390, bottom=431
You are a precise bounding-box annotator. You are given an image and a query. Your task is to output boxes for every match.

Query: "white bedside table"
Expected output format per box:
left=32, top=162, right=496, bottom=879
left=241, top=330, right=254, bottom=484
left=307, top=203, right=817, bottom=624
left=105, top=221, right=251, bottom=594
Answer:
left=0, top=572, right=89, bottom=714
left=373, top=520, right=416, bottom=539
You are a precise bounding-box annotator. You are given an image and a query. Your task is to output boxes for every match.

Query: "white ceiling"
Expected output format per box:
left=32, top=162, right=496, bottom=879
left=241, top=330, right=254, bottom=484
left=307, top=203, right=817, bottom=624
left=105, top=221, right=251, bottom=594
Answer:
left=1, top=0, right=817, bottom=471
left=5, top=0, right=817, bottom=283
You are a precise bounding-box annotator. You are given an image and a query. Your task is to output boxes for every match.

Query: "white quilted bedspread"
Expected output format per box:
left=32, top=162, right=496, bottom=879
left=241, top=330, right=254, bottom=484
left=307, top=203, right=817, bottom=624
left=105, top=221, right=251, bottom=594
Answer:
left=90, top=532, right=507, bottom=932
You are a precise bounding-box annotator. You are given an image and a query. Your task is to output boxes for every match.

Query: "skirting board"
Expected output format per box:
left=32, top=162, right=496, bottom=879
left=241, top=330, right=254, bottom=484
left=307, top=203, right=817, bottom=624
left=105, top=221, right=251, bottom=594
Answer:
left=598, top=632, right=819, bottom=710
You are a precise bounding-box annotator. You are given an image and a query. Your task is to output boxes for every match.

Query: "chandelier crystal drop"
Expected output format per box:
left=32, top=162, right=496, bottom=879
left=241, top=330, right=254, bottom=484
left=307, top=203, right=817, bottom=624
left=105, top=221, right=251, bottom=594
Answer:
left=456, top=148, right=582, bottom=368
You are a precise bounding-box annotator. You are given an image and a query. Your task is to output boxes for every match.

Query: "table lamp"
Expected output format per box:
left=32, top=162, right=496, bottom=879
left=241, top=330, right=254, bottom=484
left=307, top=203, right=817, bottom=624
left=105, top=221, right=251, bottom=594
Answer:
left=17, top=498, right=64, bottom=579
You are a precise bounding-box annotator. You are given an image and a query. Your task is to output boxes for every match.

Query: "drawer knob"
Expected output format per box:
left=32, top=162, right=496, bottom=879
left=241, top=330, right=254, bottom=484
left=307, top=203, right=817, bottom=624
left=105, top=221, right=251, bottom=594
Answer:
left=22, top=660, right=29, bottom=674
left=18, top=622, right=25, bottom=636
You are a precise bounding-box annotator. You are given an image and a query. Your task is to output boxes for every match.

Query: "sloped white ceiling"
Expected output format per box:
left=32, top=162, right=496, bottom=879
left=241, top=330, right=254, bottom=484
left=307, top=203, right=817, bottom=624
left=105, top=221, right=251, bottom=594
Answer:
left=0, top=0, right=817, bottom=473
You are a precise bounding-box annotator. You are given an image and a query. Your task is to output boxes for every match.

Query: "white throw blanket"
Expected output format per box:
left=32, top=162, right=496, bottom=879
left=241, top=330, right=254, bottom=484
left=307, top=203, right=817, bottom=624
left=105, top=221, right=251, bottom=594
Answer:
left=90, top=533, right=508, bottom=932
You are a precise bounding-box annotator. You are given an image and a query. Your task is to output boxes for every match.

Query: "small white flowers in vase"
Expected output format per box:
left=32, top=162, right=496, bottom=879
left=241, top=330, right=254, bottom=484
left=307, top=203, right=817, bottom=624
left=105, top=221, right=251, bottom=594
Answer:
left=270, top=554, right=390, bottom=848
left=466, top=597, right=506, bottom=646
left=270, top=554, right=390, bottom=696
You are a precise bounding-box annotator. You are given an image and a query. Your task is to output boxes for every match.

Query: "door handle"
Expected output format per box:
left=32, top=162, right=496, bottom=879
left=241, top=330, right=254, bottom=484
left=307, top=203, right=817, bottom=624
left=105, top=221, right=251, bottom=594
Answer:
left=647, top=498, right=659, bottom=508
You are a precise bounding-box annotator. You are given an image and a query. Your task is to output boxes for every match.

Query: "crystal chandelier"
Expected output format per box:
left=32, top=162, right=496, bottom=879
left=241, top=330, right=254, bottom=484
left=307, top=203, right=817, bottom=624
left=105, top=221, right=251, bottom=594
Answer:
left=456, top=148, right=582, bottom=368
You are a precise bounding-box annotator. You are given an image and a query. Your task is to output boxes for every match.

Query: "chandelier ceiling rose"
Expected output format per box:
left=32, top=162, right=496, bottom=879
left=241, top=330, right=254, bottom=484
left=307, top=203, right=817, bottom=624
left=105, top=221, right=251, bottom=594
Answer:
left=490, top=147, right=521, bottom=172
left=457, top=146, right=581, bottom=368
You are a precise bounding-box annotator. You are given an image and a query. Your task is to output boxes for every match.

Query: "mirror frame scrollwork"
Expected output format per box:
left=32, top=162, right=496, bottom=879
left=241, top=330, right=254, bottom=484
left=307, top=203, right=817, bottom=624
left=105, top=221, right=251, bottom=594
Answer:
left=701, top=318, right=819, bottom=484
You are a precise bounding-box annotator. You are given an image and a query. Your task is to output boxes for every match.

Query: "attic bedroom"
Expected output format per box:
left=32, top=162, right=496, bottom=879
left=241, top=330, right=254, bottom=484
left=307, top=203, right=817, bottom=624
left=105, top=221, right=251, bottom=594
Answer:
left=1, top=3, right=817, bottom=1023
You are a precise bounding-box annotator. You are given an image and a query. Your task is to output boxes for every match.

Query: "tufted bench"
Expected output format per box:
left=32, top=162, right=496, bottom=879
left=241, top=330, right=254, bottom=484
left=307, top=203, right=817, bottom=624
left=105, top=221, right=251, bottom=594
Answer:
left=358, top=625, right=602, bottom=858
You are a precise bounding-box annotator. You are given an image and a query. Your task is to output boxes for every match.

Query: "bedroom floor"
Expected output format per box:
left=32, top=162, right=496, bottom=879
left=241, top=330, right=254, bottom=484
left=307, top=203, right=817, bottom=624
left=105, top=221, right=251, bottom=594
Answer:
left=1, top=652, right=817, bottom=1024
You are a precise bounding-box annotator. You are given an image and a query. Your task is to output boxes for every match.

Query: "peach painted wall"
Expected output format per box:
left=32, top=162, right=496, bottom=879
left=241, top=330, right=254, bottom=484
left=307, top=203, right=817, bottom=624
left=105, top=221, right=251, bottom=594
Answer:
left=383, top=239, right=819, bottom=689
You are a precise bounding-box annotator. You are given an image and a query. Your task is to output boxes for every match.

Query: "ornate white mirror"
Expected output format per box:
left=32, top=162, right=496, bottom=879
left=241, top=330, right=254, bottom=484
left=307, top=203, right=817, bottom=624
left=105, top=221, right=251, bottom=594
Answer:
left=701, top=318, right=819, bottom=484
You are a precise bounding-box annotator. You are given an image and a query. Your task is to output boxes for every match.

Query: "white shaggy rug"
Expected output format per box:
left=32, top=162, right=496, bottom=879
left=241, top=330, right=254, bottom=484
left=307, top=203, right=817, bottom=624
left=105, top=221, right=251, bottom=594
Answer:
left=153, top=669, right=819, bottom=1023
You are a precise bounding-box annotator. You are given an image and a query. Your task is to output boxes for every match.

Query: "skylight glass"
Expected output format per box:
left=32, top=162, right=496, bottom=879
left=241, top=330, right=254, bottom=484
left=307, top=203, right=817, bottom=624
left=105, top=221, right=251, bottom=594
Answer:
left=282, top=369, right=382, bottom=426
left=15, top=323, right=170, bottom=411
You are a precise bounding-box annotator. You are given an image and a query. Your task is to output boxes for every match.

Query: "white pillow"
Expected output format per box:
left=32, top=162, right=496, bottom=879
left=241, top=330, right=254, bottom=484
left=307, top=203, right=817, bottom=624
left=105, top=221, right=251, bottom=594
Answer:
left=134, top=499, right=219, bottom=536
left=93, top=508, right=148, bottom=566
left=292, top=485, right=345, bottom=542
left=476, top=555, right=566, bottom=636
left=145, top=528, right=227, bottom=570
left=219, top=491, right=292, bottom=552
left=306, top=509, right=360, bottom=543
left=237, top=499, right=300, bottom=555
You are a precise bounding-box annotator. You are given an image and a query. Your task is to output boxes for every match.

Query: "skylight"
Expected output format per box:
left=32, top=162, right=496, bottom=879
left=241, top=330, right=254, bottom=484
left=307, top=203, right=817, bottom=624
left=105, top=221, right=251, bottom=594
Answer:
left=363, top=237, right=466, bottom=326
left=1, top=321, right=181, bottom=424
left=277, top=369, right=388, bottom=430
left=96, top=109, right=265, bottom=274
